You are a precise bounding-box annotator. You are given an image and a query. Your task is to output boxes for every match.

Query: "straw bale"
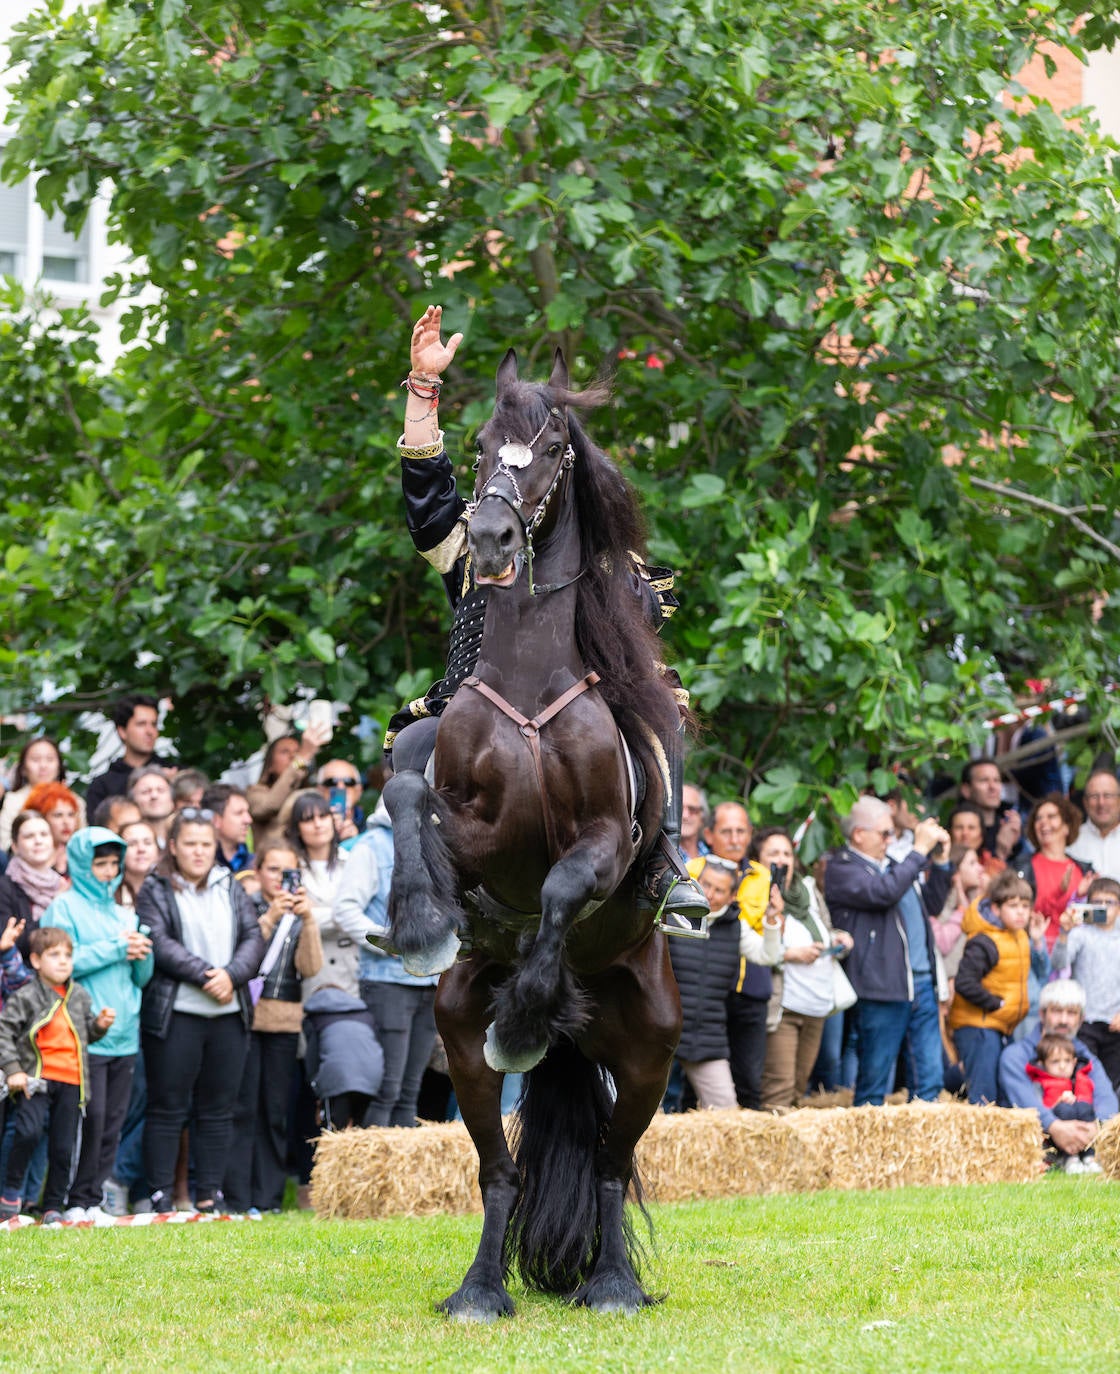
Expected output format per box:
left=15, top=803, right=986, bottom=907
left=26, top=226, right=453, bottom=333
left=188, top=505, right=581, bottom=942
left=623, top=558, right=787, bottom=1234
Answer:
left=310, top=1102, right=1047, bottom=1220
left=310, top=1122, right=482, bottom=1219
left=636, top=1108, right=820, bottom=1200
left=787, top=1102, right=1043, bottom=1190
left=1094, top=1115, right=1120, bottom=1179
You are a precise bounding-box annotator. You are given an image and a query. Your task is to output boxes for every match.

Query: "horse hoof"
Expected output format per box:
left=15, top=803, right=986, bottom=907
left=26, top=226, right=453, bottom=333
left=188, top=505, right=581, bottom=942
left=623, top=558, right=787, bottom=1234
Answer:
left=483, top=1023, right=546, bottom=1074
left=401, top=930, right=461, bottom=977
left=437, top=1282, right=515, bottom=1322
left=572, top=1270, right=655, bottom=1315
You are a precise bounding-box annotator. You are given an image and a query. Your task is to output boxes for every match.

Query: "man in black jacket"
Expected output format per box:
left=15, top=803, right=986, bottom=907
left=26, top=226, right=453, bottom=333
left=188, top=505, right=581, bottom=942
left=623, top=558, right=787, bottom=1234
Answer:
left=824, top=797, right=949, bottom=1106
left=85, top=695, right=163, bottom=818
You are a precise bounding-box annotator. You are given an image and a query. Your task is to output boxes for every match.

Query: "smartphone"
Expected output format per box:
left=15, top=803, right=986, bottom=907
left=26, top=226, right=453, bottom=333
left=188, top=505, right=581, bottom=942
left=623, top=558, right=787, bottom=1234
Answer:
left=329, top=786, right=348, bottom=817
left=1072, top=904, right=1109, bottom=926
left=822, top=942, right=846, bottom=958
left=308, top=697, right=333, bottom=742
left=769, top=862, right=788, bottom=893
left=281, top=868, right=302, bottom=894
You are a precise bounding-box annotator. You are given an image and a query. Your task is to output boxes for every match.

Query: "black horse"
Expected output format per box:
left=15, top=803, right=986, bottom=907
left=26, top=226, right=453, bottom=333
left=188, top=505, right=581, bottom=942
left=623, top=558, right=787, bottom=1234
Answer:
left=383, top=350, right=682, bottom=1320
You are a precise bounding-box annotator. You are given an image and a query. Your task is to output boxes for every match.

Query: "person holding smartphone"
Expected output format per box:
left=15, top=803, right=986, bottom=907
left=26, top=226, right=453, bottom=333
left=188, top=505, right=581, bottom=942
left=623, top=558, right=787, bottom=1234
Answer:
left=223, top=842, right=322, bottom=1216
left=755, top=827, right=854, bottom=1109
left=314, top=760, right=364, bottom=844
left=1051, top=877, right=1120, bottom=1095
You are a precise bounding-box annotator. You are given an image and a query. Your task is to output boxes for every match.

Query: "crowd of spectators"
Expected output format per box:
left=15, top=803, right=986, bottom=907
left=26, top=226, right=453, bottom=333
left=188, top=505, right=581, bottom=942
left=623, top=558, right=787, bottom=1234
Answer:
left=1, top=691, right=1118, bottom=1226
left=0, top=693, right=434, bottom=1224
left=673, top=759, right=1120, bottom=1172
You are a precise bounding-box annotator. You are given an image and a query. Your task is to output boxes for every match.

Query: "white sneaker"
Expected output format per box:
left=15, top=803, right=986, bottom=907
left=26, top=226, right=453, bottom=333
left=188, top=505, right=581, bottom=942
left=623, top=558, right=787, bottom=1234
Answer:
left=101, top=1178, right=129, bottom=1217
left=85, top=1205, right=116, bottom=1227
left=1081, top=1156, right=1103, bottom=1174
left=62, top=1205, right=88, bottom=1223
left=1062, top=1156, right=1085, bottom=1174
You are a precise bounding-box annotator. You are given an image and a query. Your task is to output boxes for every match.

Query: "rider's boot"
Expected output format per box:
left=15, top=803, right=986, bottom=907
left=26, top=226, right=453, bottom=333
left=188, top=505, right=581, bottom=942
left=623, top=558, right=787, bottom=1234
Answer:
left=640, top=729, right=710, bottom=936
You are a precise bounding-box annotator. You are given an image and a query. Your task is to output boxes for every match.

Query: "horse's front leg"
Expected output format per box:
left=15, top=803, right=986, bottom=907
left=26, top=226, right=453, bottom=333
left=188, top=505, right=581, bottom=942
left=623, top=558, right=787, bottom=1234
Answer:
left=436, top=959, right=520, bottom=1322
left=574, top=933, right=681, bottom=1314
left=382, top=769, right=464, bottom=975
left=486, top=832, right=621, bottom=1073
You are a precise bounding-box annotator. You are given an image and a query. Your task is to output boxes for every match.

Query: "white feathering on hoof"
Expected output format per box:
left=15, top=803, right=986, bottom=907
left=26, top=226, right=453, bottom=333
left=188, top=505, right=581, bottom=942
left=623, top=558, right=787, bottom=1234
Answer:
left=400, top=929, right=461, bottom=977
left=482, top=1022, right=547, bottom=1074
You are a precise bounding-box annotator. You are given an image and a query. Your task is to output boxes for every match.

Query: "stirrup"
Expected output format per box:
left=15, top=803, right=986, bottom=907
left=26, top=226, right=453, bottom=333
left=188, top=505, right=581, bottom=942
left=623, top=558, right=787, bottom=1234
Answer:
left=654, top=878, right=710, bottom=940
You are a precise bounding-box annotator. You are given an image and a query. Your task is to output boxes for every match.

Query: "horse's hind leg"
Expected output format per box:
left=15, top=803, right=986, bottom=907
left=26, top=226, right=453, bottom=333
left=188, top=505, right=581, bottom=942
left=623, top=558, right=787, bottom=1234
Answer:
left=574, top=934, right=681, bottom=1314
left=382, top=770, right=463, bottom=976
left=436, top=960, right=519, bottom=1322
left=486, top=842, right=609, bottom=1073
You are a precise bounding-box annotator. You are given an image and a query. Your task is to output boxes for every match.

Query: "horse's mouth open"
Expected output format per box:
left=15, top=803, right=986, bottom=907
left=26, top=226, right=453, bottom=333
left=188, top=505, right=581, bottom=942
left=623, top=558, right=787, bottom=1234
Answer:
left=475, top=561, right=518, bottom=587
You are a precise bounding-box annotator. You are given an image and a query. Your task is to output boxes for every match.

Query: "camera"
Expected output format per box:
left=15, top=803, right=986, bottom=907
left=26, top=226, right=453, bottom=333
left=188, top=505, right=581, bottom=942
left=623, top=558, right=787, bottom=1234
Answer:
left=1071, top=903, right=1109, bottom=926
left=769, top=862, right=788, bottom=894
left=281, top=869, right=302, bottom=895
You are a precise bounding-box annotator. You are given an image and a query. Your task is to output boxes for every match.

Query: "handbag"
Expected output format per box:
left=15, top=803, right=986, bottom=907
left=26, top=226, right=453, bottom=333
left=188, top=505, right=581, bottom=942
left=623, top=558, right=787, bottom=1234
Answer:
left=830, top=960, right=857, bottom=1015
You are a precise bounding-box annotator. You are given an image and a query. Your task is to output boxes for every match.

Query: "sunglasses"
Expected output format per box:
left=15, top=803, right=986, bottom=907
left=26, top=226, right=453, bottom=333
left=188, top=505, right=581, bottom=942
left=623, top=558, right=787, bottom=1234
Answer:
left=320, top=776, right=360, bottom=788
left=703, top=855, right=740, bottom=875
left=179, top=807, right=215, bottom=822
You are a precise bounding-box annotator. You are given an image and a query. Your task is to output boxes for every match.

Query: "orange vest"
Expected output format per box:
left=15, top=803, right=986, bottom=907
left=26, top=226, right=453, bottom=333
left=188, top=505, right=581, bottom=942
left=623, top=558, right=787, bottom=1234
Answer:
left=948, top=898, right=1031, bottom=1035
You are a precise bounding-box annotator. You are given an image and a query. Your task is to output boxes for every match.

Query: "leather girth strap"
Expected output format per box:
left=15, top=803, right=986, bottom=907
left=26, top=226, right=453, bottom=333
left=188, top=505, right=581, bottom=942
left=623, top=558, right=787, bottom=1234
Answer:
left=461, top=672, right=601, bottom=863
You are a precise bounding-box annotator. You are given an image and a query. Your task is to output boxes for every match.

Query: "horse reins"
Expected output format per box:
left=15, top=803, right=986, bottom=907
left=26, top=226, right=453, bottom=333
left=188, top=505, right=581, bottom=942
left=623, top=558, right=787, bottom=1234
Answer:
left=462, top=672, right=601, bottom=862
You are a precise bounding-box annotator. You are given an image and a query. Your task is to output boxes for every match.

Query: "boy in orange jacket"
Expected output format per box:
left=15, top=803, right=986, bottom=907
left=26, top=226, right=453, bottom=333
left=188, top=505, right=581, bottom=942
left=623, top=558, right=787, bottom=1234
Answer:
left=949, top=870, right=1049, bottom=1105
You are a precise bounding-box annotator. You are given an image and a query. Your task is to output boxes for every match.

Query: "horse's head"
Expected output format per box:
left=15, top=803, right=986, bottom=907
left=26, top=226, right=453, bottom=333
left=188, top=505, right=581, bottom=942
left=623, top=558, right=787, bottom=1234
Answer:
left=467, top=349, right=575, bottom=588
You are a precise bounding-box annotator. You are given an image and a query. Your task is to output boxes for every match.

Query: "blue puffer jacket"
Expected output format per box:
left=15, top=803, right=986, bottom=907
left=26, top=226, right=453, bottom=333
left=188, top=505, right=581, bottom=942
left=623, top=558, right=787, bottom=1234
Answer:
left=824, top=846, right=935, bottom=1003
left=42, top=827, right=154, bottom=1057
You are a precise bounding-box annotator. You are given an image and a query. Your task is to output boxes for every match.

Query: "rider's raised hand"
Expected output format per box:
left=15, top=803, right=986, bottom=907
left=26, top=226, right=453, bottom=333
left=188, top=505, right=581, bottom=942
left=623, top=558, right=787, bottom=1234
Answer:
left=411, top=305, right=463, bottom=376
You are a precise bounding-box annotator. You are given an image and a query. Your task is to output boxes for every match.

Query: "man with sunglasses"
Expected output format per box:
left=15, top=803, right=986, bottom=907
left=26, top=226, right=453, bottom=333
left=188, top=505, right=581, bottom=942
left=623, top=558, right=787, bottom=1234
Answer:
left=315, top=762, right=364, bottom=843
left=825, top=796, right=950, bottom=1106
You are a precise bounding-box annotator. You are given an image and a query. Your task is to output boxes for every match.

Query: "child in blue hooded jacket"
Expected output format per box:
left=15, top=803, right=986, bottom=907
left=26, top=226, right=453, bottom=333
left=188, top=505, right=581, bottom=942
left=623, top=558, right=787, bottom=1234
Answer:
left=42, top=827, right=153, bottom=1221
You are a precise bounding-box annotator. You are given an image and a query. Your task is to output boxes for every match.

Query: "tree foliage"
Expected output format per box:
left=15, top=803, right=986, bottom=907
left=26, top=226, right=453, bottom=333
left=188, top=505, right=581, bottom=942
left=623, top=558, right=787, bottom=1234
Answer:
left=3, top=0, right=1120, bottom=842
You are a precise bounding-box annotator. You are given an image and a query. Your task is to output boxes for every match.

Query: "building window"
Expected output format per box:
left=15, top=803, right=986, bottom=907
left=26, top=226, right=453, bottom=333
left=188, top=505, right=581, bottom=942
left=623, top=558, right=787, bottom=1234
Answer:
left=0, top=173, right=91, bottom=287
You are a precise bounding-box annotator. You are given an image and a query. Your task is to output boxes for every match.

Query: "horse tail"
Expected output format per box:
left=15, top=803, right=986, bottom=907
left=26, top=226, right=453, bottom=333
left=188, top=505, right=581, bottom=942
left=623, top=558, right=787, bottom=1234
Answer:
left=507, top=1039, right=648, bottom=1295
left=383, top=770, right=464, bottom=957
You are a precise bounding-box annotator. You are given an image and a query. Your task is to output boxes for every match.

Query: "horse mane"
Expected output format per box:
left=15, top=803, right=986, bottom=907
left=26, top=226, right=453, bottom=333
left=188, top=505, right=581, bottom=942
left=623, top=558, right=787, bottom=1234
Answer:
left=494, top=380, right=681, bottom=744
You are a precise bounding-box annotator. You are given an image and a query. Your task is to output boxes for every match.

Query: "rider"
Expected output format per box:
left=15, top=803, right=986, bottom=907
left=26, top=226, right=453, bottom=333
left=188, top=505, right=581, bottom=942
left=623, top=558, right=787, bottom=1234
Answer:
left=385, top=306, right=708, bottom=929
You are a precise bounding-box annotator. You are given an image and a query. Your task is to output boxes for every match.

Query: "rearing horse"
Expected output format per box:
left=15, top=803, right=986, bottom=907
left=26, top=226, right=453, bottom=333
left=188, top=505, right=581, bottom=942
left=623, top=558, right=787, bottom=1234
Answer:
left=383, top=349, right=683, bottom=1320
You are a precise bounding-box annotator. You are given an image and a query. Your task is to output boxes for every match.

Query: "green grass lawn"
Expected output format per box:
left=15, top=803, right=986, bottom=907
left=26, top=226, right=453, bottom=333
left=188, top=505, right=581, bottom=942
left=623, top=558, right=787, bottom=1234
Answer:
left=2, top=1177, right=1118, bottom=1372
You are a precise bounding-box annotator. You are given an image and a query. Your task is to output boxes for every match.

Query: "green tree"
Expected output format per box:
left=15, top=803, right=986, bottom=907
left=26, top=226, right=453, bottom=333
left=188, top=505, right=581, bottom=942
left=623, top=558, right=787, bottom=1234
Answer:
left=3, top=0, right=1120, bottom=843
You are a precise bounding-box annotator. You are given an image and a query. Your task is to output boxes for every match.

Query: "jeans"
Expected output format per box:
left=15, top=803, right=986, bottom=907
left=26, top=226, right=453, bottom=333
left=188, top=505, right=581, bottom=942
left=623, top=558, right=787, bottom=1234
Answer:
left=2, top=1081, right=82, bottom=1211
left=726, top=993, right=769, bottom=1110
left=114, top=1050, right=148, bottom=1200
left=143, top=1011, right=248, bottom=1201
left=69, top=1053, right=135, bottom=1209
left=854, top=975, right=943, bottom=1106
left=223, top=1031, right=299, bottom=1213
left=359, top=981, right=437, bottom=1128
left=953, top=1025, right=1006, bottom=1105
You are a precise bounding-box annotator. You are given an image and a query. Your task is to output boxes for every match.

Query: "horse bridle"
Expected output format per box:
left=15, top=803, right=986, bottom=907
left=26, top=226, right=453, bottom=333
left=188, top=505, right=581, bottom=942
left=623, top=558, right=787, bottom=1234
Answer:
left=465, top=405, right=578, bottom=596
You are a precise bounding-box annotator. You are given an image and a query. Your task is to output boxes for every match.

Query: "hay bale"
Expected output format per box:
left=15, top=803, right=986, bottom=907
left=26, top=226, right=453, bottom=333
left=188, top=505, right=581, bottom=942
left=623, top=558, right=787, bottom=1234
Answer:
left=788, top=1101, right=1043, bottom=1190
left=310, top=1122, right=482, bottom=1219
left=1094, top=1115, right=1120, bottom=1178
left=310, top=1102, right=1046, bottom=1220
left=636, top=1108, right=822, bottom=1200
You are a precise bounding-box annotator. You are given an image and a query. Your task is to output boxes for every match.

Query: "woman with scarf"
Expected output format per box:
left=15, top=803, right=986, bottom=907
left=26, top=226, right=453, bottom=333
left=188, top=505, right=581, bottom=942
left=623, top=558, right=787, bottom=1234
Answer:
left=756, top=827, right=854, bottom=1109
left=0, top=812, right=64, bottom=958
